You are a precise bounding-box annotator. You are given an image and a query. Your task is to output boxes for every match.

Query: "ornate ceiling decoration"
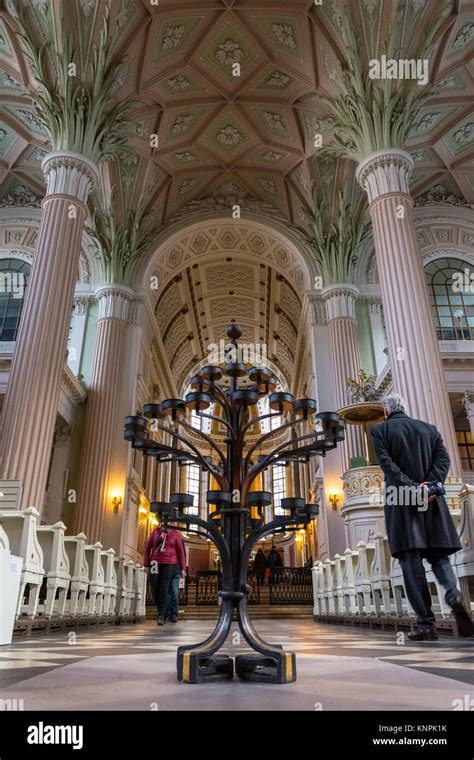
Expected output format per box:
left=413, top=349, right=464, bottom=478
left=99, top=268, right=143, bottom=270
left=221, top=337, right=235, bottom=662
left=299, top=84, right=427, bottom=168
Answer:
left=0, top=0, right=472, bottom=226
left=148, top=224, right=304, bottom=391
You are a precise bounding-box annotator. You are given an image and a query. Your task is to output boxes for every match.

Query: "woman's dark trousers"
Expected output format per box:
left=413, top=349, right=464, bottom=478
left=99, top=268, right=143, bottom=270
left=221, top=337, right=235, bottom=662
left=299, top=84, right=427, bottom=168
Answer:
left=150, top=563, right=179, bottom=619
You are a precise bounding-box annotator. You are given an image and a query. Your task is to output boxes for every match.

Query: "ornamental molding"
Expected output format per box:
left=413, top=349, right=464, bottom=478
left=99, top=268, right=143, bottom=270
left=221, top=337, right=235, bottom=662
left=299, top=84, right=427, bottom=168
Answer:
left=309, top=295, right=327, bottom=325
left=0, top=211, right=98, bottom=282
left=0, top=185, right=41, bottom=208
left=461, top=391, right=474, bottom=415
left=61, top=365, right=87, bottom=404
left=321, top=283, right=359, bottom=321
left=356, top=149, right=414, bottom=204
left=414, top=184, right=469, bottom=208
left=215, top=39, right=244, bottom=67
left=53, top=423, right=75, bottom=445
left=167, top=197, right=287, bottom=228
left=342, top=466, right=384, bottom=498
left=95, top=285, right=136, bottom=322
left=0, top=341, right=16, bottom=354
left=0, top=248, right=33, bottom=263
left=414, top=210, right=474, bottom=228
left=421, top=249, right=474, bottom=267
left=128, top=296, right=145, bottom=326
left=0, top=214, right=42, bottom=226
left=374, top=363, right=392, bottom=395
left=42, top=151, right=99, bottom=204
left=361, top=295, right=383, bottom=315
left=73, top=294, right=92, bottom=316
left=358, top=211, right=474, bottom=286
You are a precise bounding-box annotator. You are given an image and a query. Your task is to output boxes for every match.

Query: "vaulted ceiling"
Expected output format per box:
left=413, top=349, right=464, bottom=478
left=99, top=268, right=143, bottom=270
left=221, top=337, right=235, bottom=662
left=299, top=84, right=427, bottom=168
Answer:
left=0, top=0, right=473, bottom=225
left=0, top=0, right=473, bottom=393
left=149, top=223, right=306, bottom=393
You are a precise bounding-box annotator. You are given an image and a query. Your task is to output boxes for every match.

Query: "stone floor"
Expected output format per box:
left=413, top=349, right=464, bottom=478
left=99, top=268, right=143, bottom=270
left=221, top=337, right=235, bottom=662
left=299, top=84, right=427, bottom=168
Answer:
left=0, top=619, right=472, bottom=711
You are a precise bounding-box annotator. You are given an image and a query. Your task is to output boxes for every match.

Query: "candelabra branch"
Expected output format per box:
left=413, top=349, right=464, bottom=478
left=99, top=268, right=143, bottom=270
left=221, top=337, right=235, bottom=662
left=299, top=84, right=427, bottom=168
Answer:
left=244, top=416, right=306, bottom=467
left=174, top=417, right=228, bottom=473
left=192, top=411, right=236, bottom=436
left=145, top=422, right=228, bottom=489
left=241, top=411, right=284, bottom=436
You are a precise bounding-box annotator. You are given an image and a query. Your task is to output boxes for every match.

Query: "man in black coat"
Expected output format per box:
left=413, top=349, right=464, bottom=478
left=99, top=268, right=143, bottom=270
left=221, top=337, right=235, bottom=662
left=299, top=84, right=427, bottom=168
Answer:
left=372, top=394, right=473, bottom=640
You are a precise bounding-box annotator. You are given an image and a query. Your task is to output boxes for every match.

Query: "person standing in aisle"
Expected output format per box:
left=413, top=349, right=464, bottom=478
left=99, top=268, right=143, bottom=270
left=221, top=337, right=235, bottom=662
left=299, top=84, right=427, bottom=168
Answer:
left=144, top=522, right=186, bottom=625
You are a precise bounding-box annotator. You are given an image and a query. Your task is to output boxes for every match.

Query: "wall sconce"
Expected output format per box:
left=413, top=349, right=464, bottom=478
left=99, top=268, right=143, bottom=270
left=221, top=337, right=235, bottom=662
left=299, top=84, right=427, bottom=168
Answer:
left=111, top=493, right=122, bottom=513
left=328, top=490, right=339, bottom=511
left=139, top=505, right=148, bottom=516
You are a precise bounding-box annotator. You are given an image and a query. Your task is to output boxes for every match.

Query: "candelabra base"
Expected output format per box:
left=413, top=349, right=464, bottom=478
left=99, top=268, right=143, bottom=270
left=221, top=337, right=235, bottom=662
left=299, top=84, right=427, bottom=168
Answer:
left=177, top=651, right=234, bottom=683
left=177, top=651, right=297, bottom=684
left=235, top=652, right=296, bottom=683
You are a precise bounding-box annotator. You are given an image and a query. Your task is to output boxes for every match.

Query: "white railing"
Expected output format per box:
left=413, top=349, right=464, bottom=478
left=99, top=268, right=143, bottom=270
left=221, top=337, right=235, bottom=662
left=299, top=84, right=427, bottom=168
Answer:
left=0, top=507, right=146, bottom=642
left=313, top=485, right=474, bottom=622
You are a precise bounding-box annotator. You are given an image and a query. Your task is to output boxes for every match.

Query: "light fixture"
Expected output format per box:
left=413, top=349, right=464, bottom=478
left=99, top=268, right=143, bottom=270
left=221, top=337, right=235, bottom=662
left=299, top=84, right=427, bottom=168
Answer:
left=111, top=493, right=122, bottom=513
left=328, top=490, right=339, bottom=511
left=124, top=323, right=345, bottom=684
left=139, top=505, right=148, bottom=516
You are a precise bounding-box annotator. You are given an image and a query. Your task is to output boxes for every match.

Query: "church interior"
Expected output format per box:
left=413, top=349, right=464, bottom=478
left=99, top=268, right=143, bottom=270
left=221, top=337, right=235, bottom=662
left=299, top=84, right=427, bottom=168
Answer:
left=0, top=0, right=473, bottom=717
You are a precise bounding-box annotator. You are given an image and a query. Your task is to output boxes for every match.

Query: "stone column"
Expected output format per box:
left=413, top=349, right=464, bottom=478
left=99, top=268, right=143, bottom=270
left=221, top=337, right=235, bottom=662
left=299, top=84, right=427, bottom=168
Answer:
left=322, top=284, right=365, bottom=463
left=366, top=297, right=388, bottom=375
left=307, top=295, right=345, bottom=558
left=356, top=149, right=461, bottom=474
left=74, top=285, right=134, bottom=543
left=0, top=151, right=99, bottom=511
left=461, top=392, right=474, bottom=440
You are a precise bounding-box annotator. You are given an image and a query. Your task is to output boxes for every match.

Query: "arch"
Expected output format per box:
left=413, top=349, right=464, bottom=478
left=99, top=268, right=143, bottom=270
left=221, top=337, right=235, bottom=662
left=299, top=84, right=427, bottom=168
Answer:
left=0, top=254, right=31, bottom=341
left=424, top=254, right=474, bottom=341
left=139, top=215, right=318, bottom=392
left=0, top=207, right=102, bottom=285
left=137, top=213, right=318, bottom=297
left=354, top=204, right=474, bottom=286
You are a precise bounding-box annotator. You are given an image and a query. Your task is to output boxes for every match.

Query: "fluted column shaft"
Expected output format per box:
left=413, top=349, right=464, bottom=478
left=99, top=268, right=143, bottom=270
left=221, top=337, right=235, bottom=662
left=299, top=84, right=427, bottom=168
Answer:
left=0, top=151, right=99, bottom=510
left=366, top=297, right=387, bottom=375
left=322, top=284, right=365, bottom=463
left=357, top=149, right=461, bottom=475
left=74, top=286, right=134, bottom=543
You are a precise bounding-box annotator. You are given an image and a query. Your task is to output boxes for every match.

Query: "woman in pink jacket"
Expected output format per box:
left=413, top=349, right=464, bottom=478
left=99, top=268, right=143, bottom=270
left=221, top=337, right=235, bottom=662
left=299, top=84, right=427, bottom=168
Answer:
left=144, top=524, right=186, bottom=625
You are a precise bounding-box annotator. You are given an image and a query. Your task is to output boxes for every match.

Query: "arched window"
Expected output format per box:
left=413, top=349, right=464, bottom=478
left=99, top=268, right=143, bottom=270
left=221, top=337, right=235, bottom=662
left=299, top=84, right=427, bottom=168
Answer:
left=257, top=397, right=282, bottom=433
left=271, top=463, right=286, bottom=516
left=425, top=257, right=474, bottom=340
left=185, top=463, right=201, bottom=530
left=0, top=258, right=31, bottom=341
left=189, top=407, right=213, bottom=433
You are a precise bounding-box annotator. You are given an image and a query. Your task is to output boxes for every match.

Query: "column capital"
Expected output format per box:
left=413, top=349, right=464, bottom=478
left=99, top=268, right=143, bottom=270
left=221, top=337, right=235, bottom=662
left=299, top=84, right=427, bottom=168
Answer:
left=461, top=391, right=474, bottom=415
left=356, top=149, right=414, bottom=204
left=42, top=151, right=100, bottom=203
left=321, top=283, right=359, bottom=321
left=361, top=295, right=383, bottom=315
left=308, top=294, right=327, bottom=325
left=95, top=285, right=136, bottom=322
left=73, top=294, right=92, bottom=316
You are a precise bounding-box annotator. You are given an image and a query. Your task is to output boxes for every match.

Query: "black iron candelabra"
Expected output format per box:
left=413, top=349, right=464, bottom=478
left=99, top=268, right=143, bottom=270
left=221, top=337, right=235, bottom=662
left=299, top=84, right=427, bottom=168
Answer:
left=124, top=324, right=345, bottom=684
